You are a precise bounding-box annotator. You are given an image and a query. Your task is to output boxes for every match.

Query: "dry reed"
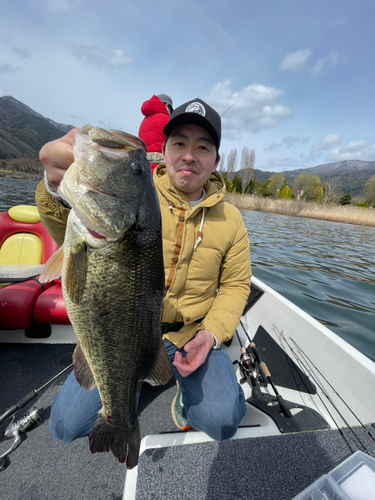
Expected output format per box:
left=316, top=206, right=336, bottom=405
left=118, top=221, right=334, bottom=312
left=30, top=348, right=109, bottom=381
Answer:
left=226, top=193, right=375, bottom=227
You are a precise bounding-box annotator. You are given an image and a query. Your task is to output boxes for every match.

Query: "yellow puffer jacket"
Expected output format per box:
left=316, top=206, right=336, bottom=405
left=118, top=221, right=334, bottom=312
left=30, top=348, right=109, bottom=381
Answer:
left=154, top=164, right=251, bottom=348
left=35, top=167, right=251, bottom=349
left=35, top=180, right=70, bottom=247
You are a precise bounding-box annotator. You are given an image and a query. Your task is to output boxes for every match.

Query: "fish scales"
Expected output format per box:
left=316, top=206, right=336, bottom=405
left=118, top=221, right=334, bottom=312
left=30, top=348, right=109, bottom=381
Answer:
left=42, top=126, right=172, bottom=468
left=65, top=223, right=164, bottom=425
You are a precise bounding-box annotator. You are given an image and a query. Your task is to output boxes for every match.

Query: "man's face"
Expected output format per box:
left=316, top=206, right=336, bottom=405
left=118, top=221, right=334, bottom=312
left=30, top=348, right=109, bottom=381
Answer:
left=163, top=123, right=220, bottom=201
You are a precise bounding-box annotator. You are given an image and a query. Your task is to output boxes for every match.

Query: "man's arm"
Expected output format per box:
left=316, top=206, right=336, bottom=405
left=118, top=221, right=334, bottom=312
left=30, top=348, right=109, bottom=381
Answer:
left=198, top=212, right=251, bottom=347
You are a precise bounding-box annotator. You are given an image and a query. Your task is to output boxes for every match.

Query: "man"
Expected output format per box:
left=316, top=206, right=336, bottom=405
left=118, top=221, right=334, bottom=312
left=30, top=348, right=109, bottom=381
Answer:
left=36, top=98, right=251, bottom=442
left=138, top=94, right=173, bottom=173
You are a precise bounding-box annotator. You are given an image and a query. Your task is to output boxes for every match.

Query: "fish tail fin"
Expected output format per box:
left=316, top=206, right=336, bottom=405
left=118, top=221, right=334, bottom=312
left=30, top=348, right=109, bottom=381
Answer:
left=89, top=412, right=140, bottom=469
left=144, top=337, right=173, bottom=386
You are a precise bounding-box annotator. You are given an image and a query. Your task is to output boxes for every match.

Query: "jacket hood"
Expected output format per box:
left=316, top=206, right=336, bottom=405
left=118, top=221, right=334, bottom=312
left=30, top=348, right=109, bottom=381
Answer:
left=154, top=164, right=226, bottom=208
left=141, top=95, right=170, bottom=117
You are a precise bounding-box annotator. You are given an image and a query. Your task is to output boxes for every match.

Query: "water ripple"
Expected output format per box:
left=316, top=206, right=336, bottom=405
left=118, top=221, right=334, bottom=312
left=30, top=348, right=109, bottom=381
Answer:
left=241, top=209, right=375, bottom=362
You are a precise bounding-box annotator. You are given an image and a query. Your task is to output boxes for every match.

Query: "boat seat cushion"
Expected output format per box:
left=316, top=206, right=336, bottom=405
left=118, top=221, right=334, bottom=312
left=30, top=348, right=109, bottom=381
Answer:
left=8, top=205, right=41, bottom=224
left=0, top=279, right=45, bottom=330
left=0, top=211, right=59, bottom=264
left=33, top=283, right=70, bottom=325
left=0, top=233, right=43, bottom=265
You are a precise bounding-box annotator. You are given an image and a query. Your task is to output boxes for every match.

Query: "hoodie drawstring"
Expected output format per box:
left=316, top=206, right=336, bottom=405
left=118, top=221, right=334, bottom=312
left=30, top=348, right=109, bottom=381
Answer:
left=194, top=207, right=205, bottom=250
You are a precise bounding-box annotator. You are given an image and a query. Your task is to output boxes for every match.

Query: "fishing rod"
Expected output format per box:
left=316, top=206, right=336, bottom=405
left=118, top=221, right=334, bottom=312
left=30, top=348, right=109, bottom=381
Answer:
left=221, top=102, right=237, bottom=117
left=290, top=337, right=375, bottom=446
left=0, top=363, right=73, bottom=425
left=273, top=325, right=374, bottom=454
left=238, top=320, right=293, bottom=419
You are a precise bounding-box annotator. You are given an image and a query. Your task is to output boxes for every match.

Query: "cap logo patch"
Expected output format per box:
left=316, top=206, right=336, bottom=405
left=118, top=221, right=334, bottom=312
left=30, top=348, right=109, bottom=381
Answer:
left=185, top=102, right=206, bottom=116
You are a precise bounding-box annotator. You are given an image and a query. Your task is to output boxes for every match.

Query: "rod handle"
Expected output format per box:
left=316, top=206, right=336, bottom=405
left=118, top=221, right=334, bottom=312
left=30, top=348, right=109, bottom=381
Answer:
left=0, top=391, right=37, bottom=425
left=17, top=390, right=38, bottom=409
left=259, top=362, right=270, bottom=378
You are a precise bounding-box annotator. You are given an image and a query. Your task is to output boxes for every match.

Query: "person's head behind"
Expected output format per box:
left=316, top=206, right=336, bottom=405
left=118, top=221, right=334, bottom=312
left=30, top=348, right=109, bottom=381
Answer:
left=162, top=98, right=221, bottom=201
left=157, top=94, right=173, bottom=115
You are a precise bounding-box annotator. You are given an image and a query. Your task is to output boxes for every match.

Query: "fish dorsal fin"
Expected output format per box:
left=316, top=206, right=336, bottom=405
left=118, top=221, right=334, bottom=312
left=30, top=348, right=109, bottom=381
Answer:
left=65, top=237, right=87, bottom=304
left=73, top=342, right=96, bottom=391
left=144, top=338, right=173, bottom=386
left=39, top=245, right=64, bottom=283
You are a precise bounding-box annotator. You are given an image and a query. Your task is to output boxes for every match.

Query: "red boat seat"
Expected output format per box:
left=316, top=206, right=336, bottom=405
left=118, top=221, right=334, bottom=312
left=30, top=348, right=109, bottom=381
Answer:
left=33, top=282, right=70, bottom=325
left=0, top=279, right=46, bottom=330
left=0, top=206, right=58, bottom=264
left=0, top=206, right=64, bottom=330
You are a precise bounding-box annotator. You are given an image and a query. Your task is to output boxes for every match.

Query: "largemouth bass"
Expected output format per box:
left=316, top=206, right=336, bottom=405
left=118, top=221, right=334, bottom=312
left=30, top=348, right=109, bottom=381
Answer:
left=41, top=125, right=172, bottom=468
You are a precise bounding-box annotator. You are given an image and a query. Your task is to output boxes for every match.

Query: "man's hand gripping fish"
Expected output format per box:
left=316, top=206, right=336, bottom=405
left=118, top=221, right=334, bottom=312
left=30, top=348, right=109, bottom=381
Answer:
left=41, top=125, right=172, bottom=468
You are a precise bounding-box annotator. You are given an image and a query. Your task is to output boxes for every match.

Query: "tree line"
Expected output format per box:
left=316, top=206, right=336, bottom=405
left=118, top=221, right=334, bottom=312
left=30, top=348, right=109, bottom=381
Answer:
left=220, top=147, right=375, bottom=208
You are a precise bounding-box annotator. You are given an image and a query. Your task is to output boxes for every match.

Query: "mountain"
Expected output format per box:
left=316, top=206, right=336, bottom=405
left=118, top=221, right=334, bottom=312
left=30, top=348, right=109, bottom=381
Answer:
left=1, top=96, right=374, bottom=196
left=252, top=160, right=375, bottom=196
left=0, top=96, right=75, bottom=168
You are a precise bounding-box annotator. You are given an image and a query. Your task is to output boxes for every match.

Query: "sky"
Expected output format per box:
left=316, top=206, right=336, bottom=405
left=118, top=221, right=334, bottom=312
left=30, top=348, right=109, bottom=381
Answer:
left=0, top=0, right=374, bottom=172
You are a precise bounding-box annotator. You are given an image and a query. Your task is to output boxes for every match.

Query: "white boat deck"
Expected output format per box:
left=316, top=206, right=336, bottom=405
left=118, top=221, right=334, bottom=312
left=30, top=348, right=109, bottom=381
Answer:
left=1, top=277, right=375, bottom=499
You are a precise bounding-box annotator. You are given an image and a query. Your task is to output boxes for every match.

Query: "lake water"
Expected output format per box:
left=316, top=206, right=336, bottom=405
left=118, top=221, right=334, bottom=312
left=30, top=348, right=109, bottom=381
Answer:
left=241, top=209, right=375, bottom=362
left=1, top=177, right=375, bottom=362
left=0, top=177, right=40, bottom=212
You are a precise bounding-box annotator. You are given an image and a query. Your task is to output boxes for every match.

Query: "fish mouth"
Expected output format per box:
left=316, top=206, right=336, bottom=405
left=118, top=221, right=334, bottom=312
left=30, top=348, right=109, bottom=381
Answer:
left=86, top=227, right=107, bottom=239
left=59, top=125, right=147, bottom=240
left=69, top=208, right=120, bottom=240
left=59, top=172, right=120, bottom=240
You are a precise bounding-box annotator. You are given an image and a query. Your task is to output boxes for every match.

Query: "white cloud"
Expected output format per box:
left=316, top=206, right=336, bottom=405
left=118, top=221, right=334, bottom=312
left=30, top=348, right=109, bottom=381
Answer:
left=0, top=63, right=20, bottom=74
left=280, top=49, right=342, bottom=77
left=279, top=49, right=312, bottom=72
left=327, top=141, right=375, bottom=161
left=205, top=79, right=290, bottom=137
left=71, top=44, right=132, bottom=70
left=259, top=156, right=305, bottom=172
left=264, top=135, right=310, bottom=152
left=311, top=134, right=342, bottom=154
left=309, top=50, right=341, bottom=76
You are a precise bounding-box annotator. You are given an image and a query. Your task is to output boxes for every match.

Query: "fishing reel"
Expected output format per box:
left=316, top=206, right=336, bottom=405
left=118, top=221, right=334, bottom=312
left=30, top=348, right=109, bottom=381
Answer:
left=233, top=347, right=258, bottom=385
left=0, top=407, right=42, bottom=471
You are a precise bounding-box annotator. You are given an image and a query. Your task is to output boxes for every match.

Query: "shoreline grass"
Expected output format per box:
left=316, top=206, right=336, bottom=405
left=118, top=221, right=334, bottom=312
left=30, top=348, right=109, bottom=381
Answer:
left=226, top=193, right=375, bottom=228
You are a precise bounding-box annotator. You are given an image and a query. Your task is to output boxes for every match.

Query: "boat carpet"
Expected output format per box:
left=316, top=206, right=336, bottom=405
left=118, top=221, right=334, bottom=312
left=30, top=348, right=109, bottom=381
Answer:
left=0, top=343, right=177, bottom=500
left=135, top=426, right=375, bottom=500
left=1, top=344, right=375, bottom=500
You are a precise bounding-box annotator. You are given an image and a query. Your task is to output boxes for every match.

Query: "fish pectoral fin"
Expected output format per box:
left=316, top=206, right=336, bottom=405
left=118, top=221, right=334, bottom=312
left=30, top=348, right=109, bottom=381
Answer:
left=65, top=238, right=87, bottom=304
left=72, top=342, right=96, bottom=391
left=39, top=245, right=64, bottom=282
left=144, top=338, right=173, bottom=386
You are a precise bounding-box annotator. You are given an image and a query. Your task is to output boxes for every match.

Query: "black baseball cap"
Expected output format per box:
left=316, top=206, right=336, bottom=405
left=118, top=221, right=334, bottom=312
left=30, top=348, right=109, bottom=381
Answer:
left=163, top=98, right=221, bottom=150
